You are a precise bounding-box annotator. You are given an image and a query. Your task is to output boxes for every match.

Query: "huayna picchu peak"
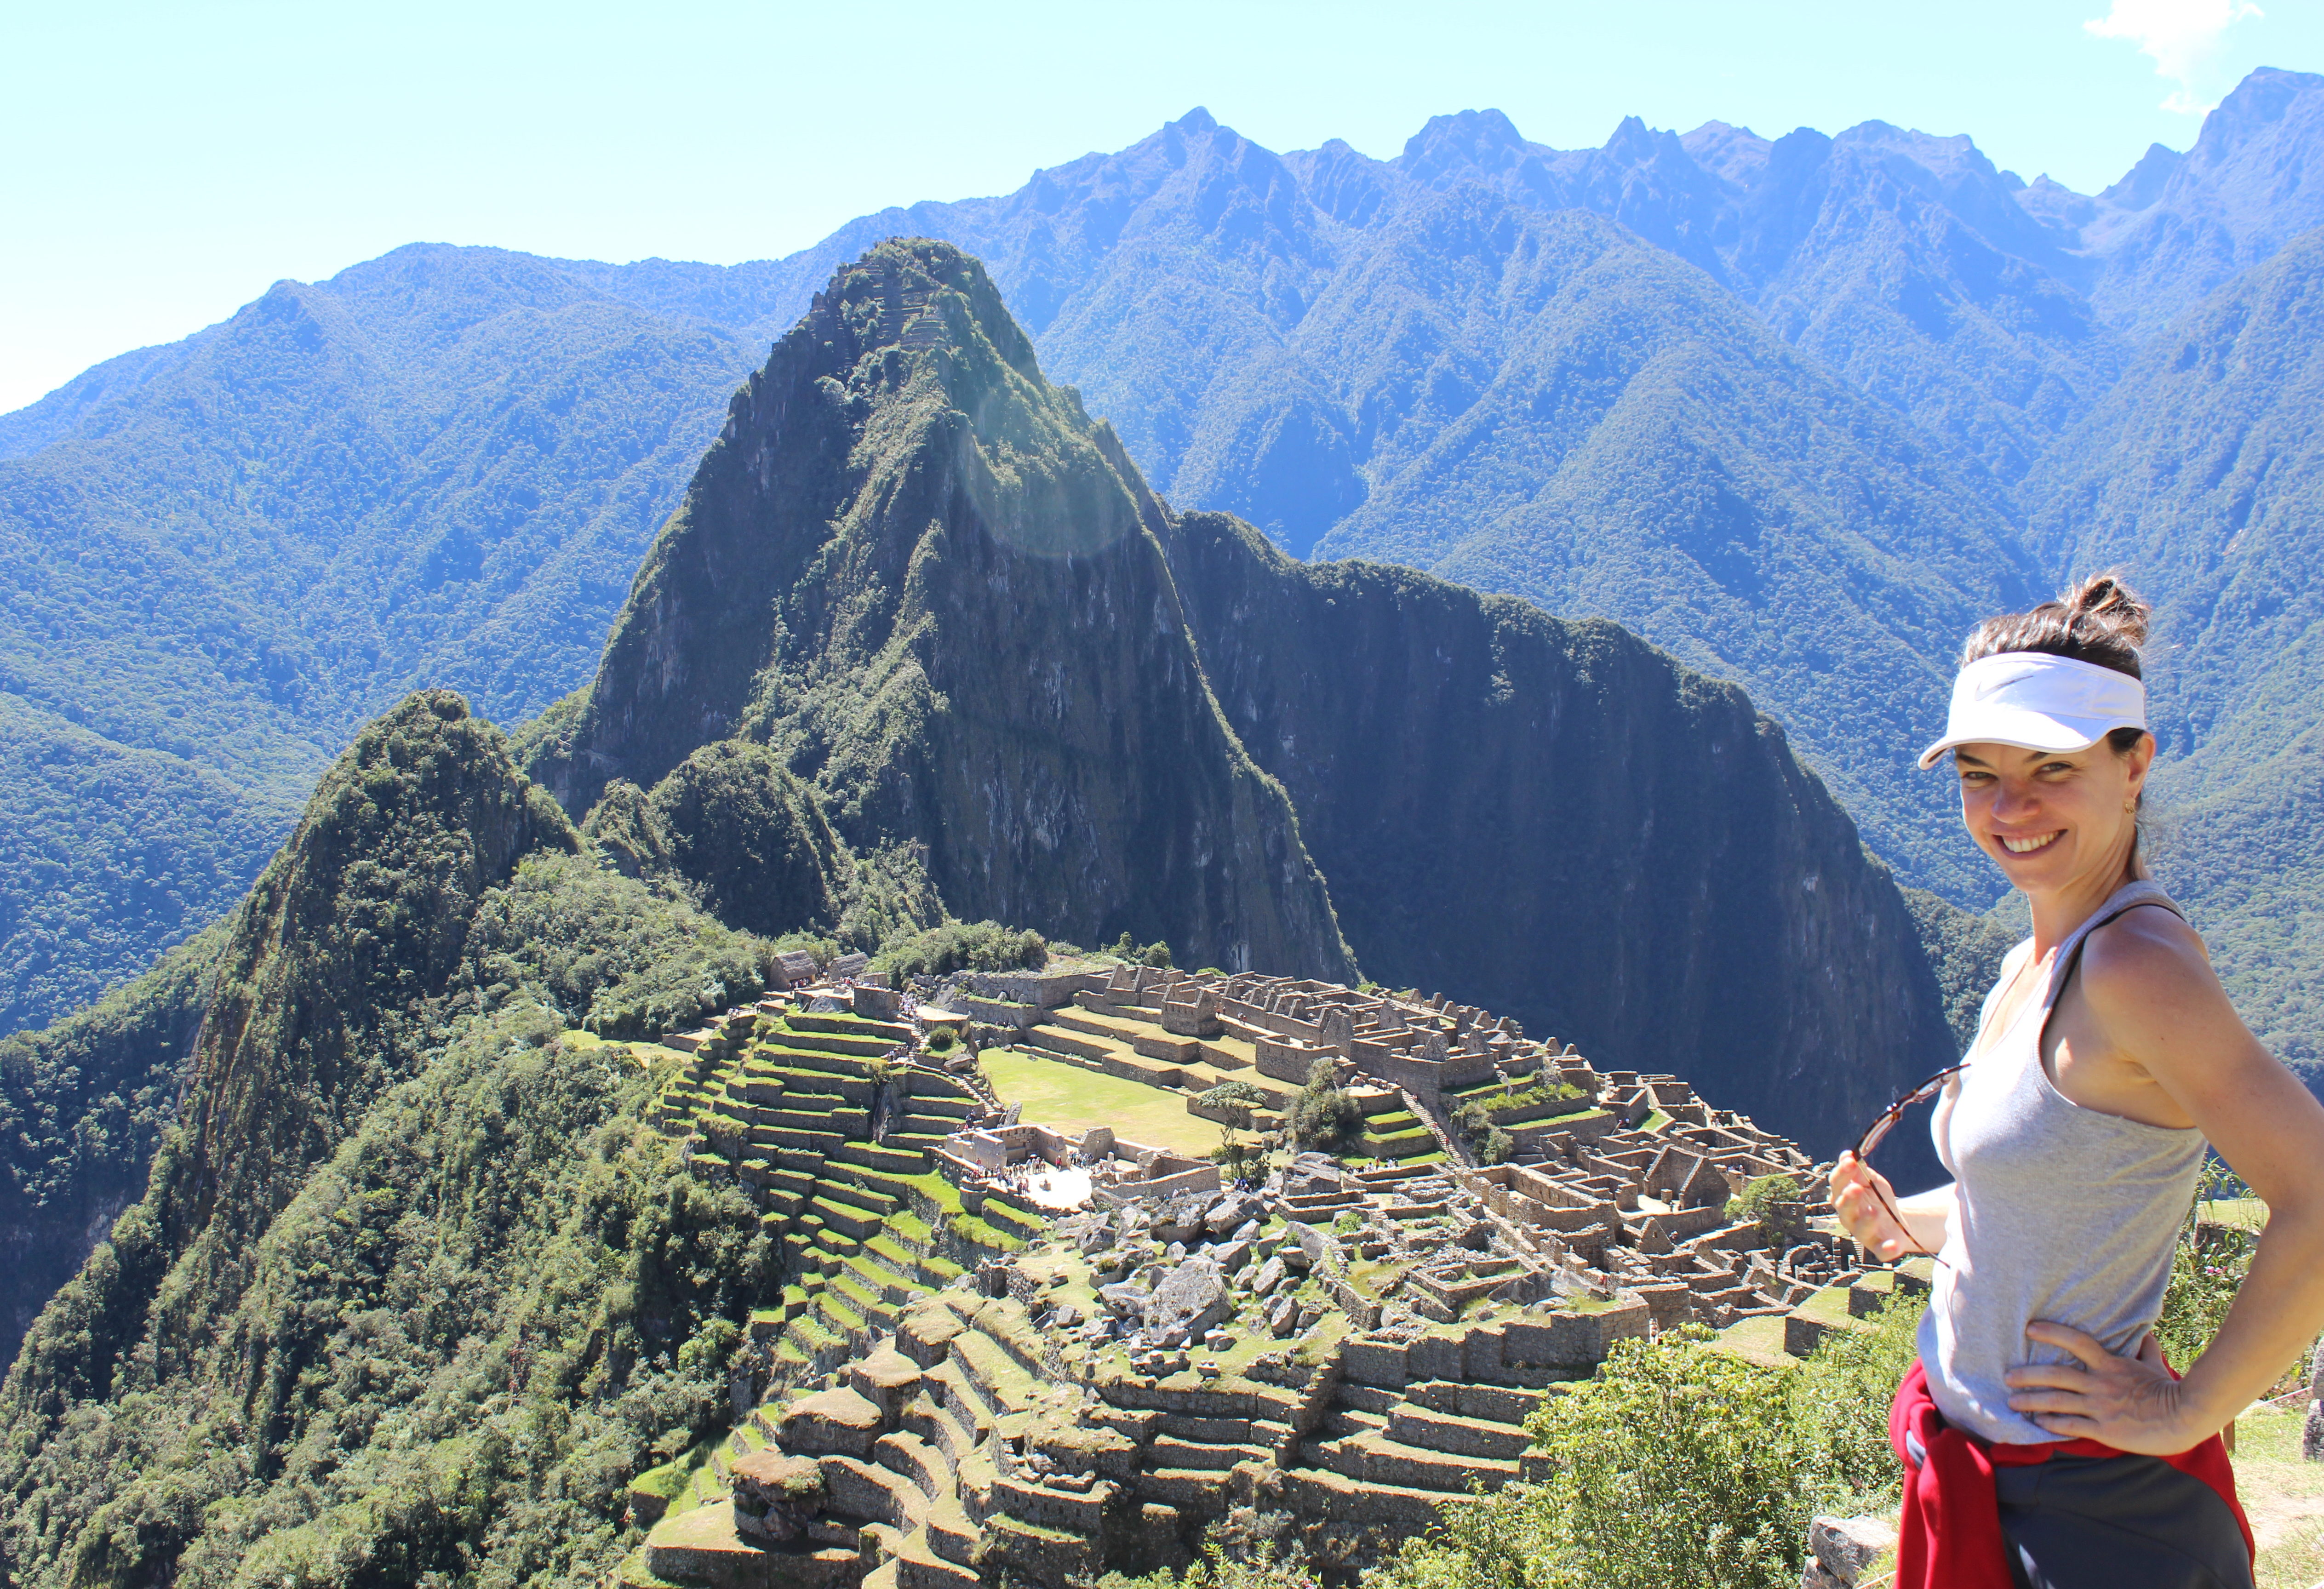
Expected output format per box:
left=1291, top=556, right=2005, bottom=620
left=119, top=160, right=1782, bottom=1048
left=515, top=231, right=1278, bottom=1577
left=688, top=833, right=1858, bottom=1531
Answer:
left=524, top=240, right=1357, bottom=986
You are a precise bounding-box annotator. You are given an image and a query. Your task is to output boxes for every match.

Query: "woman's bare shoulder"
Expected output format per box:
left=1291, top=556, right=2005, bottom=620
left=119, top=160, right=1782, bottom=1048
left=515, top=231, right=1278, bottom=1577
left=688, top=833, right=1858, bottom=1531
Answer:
left=2077, top=902, right=2226, bottom=1028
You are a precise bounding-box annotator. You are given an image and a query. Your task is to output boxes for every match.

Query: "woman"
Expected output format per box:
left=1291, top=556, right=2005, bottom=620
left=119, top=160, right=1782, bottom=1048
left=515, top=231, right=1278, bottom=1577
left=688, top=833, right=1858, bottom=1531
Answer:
left=1829, top=575, right=2324, bottom=1589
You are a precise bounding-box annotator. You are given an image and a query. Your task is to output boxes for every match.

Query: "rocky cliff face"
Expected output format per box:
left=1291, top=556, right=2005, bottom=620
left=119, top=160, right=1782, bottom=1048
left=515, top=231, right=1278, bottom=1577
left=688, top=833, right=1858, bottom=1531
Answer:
left=527, top=240, right=1357, bottom=981
left=1161, top=512, right=1958, bottom=1152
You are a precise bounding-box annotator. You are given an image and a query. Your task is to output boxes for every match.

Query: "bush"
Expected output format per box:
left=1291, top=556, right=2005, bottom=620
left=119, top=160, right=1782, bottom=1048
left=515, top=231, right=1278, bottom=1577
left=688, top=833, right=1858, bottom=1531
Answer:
left=1377, top=1297, right=1924, bottom=1589
left=1211, top=1137, right=1261, bottom=1179
left=1107, top=932, right=1173, bottom=968
left=869, top=919, right=1047, bottom=980
left=925, top=1027, right=958, bottom=1055
left=2155, top=1160, right=2261, bottom=1373
left=1724, top=1175, right=1810, bottom=1247
left=1198, top=1080, right=1265, bottom=1108
left=1288, top=1058, right=1362, bottom=1151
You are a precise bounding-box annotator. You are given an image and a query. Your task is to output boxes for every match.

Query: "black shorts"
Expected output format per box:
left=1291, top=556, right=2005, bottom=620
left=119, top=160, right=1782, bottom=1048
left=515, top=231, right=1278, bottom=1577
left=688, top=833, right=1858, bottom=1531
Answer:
left=1994, top=1450, right=2255, bottom=1589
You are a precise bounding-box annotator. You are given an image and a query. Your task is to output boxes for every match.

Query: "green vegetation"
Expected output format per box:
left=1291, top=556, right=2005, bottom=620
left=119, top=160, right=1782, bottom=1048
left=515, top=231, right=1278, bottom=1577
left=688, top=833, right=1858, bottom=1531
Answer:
left=1378, top=1298, right=1922, bottom=1589
left=0, top=919, right=226, bottom=1368
left=1197, top=1079, right=1266, bottom=1109
left=2156, top=1162, right=2265, bottom=1375
left=979, top=1048, right=1226, bottom=1157
left=1288, top=1058, right=1363, bottom=1152
left=463, top=852, right=776, bottom=1040
left=0, top=247, right=788, bottom=1038
left=0, top=1006, right=769, bottom=1587
left=2029, top=227, right=2324, bottom=1080
left=871, top=919, right=1048, bottom=980
left=1725, top=1176, right=1812, bottom=1247
left=0, top=695, right=298, bottom=1039
left=1106, top=932, right=1174, bottom=968
left=0, top=693, right=803, bottom=1586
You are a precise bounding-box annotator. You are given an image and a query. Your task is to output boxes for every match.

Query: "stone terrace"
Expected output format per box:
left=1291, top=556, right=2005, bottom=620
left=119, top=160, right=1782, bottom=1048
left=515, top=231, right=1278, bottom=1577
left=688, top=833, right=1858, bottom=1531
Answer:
left=616, top=962, right=1907, bottom=1589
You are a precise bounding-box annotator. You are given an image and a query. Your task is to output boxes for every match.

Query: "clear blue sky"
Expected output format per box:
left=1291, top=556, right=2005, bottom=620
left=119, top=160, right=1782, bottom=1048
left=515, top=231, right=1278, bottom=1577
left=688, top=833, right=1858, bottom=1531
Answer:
left=4, top=0, right=2314, bottom=413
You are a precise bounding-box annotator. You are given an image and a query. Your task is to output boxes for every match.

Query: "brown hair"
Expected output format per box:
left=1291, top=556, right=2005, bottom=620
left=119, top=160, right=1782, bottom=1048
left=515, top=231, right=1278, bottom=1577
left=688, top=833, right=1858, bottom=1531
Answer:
left=1963, top=572, right=2150, bottom=679
left=1964, top=573, right=2153, bottom=758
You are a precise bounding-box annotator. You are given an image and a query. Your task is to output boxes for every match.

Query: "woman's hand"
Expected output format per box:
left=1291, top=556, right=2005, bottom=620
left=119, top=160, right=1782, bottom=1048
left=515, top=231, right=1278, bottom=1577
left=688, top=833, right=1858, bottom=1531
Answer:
left=2004, top=1324, right=2209, bottom=1453
left=1829, top=1151, right=1919, bottom=1262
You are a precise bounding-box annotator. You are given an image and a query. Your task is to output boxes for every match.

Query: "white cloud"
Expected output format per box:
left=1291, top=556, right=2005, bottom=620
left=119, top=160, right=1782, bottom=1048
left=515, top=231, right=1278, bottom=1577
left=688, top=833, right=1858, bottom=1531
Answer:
left=2086, top=0, right=2265, bottom=113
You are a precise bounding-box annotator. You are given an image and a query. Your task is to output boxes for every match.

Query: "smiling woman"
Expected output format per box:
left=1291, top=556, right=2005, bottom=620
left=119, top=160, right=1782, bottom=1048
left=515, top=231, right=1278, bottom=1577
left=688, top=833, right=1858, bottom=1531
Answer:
left=1830, top=574, right=2324, bottom=1589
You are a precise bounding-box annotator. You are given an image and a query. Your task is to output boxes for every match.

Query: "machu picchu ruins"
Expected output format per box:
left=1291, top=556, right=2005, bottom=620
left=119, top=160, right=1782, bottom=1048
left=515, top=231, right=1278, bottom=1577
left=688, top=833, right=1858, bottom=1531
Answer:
left=619, top=957, right=1922, bottom=1589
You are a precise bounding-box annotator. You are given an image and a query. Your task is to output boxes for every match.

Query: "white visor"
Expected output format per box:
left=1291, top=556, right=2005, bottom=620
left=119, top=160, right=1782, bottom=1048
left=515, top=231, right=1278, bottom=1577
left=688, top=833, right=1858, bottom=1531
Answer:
left=1917, top=652, right=2147, bottom=771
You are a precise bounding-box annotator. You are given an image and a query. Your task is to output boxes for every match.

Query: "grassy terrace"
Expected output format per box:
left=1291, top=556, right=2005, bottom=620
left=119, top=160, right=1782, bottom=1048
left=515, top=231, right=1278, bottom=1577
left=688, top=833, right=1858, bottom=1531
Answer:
left=980, top=1046, right=1230, bottom=1157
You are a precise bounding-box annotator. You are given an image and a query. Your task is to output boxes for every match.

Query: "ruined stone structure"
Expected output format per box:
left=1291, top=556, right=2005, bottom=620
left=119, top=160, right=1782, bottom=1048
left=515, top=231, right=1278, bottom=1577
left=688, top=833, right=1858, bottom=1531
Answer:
left=619, top=960, right=1903, bottom=1589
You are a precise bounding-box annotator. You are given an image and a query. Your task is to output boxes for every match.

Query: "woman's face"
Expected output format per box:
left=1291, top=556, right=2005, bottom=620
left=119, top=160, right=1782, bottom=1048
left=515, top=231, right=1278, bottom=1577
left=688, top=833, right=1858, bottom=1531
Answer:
left=1952, top=736, right=2154, bottom=892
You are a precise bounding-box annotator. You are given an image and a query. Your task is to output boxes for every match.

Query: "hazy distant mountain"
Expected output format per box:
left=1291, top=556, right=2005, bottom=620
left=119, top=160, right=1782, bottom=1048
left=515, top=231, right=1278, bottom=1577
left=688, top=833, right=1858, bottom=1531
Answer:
left=12, top=69, right=2324, bottom=1038
left=2079, top=68, right=2324, bottom=335
left=0, top=248, right=787, bottom=1030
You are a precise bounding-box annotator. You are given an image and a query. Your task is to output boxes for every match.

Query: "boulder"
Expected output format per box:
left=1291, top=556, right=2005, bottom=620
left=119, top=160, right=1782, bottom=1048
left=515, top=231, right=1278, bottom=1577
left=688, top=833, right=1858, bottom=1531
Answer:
left=1809, top=1514, right=1899, bottom=1585
left=1204, top=1191, right=1259, bottom=1236
left=1144, top=1257, right=1230, bottom=1337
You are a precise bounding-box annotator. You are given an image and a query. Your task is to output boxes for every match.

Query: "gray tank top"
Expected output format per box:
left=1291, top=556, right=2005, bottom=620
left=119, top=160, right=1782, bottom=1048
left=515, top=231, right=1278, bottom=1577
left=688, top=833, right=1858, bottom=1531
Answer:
left=1917, top=879, right=2206, bottom=1445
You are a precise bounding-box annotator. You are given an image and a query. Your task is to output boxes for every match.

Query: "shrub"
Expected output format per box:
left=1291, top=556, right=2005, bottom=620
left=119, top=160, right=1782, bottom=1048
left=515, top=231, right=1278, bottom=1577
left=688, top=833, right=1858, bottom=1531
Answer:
left=1724, top=1175, right=1810, bottom=1247
left=869, top=919, right=1046, bottom=980
left=1288, top=1058, right=1362, bottom=1151
left=1377, top=1297, right=1924, bottom=1589
left=924, top=1027, right=958, bottom=1055
left=1198, top=1080, right=1265, bottom=1108
left=2155, top=1160, right=2261, bottom=1372
left=1107, top=932, right=1173, bottom=968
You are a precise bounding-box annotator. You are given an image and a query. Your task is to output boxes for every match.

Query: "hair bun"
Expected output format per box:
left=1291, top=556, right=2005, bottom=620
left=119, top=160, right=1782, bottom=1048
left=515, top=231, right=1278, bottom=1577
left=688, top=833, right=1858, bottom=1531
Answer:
left=2062, top=572, right=2152, bottom=652
left=1959, top=571, right=2151, bottom=679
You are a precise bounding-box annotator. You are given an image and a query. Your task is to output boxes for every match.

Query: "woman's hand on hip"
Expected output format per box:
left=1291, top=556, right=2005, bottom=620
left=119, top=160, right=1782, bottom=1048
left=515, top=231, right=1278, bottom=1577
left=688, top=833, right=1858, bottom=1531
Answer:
left=2005, top=1325, right=2203, bottom=1453
left=1829, top=1152, right=1918, bottom=1262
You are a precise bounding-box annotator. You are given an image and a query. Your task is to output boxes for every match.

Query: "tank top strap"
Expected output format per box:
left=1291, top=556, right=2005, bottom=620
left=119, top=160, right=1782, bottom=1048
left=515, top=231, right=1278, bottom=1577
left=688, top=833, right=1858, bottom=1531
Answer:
left=2040, top=880, right=2184, bottom=1016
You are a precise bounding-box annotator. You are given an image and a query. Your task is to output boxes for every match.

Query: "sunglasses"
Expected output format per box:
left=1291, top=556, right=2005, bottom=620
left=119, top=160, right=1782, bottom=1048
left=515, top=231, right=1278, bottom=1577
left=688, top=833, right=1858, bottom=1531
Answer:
left=1847, top=1061, right=1968, bottom=1264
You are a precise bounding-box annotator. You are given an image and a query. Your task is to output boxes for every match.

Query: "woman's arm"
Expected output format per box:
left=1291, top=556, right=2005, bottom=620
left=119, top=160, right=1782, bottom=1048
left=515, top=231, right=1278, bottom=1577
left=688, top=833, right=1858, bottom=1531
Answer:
left=2004, top=909, right=2324, bottom=1452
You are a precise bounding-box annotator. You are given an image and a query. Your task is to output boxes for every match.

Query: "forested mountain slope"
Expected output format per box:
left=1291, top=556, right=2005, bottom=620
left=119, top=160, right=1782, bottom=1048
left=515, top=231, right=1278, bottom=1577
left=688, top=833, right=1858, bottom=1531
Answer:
left=2080, top=68, right=2324, bottom=335
left=0, top=249, right=776, bottom=1032
left=0, top=692, right=784, bottom=1584
left=2030, top=228, right=2324, bottom=1073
